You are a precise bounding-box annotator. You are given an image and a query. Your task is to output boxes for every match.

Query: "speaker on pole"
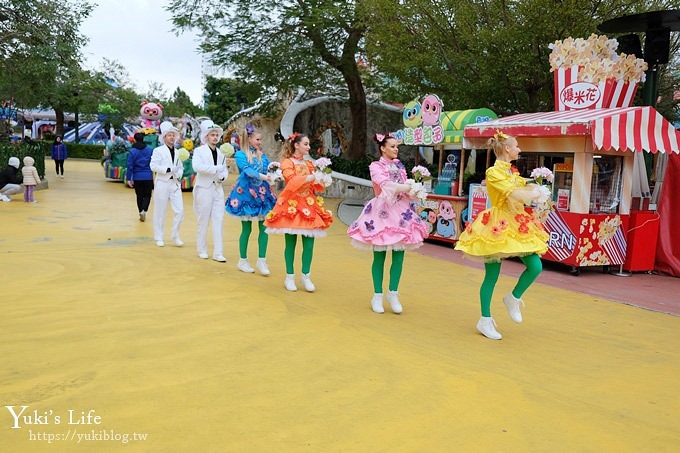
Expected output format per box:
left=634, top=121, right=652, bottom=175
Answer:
left=617, top=34, right=643, bottom=58
left=644, top=28, right=671, bottom=65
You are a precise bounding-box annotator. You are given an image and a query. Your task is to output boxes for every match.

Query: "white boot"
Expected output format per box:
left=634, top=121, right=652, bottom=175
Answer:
left=237, top=258, right=255, bottom=273
left=503, top=293, right=525, bottom=323
left=255, top=258, right=270, bottom=276
left=285, top=274, right=297, bottom=291
left=385, top=290, right=403, bottom=314
left=476, top=317, right=502, bottom=340
left=370, top=293, right=384, bottom=313
left=301, top=273, right=315, bottom=292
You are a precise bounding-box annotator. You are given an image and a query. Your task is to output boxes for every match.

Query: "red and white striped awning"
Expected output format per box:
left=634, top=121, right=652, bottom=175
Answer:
left=463, top=107, right=680, bottom=154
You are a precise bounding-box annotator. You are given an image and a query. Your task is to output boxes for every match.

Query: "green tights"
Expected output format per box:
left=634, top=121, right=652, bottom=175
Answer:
left=284, top=234, right=314, bottom=274
left=479, top=254, right=542, bottom=317
left=372, top=250, right=405, bottom=293
left=239, top=221, right=268, bottom=259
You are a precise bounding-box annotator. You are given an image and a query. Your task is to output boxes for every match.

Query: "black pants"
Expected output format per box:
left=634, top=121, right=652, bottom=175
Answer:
left=134, top=180, right=154, bottom=212
left=54, top=159, right=64, bottom=175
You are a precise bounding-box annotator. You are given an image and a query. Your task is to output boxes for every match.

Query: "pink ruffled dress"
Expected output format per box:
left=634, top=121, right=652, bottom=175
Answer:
left=347, top=157, right=428, bottom=251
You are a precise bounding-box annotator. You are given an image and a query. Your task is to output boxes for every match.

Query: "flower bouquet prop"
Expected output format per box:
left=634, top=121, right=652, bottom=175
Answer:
left=219, top=142, right=235, bottom=158
left=267, top=161, right=283, bottom=184
left=529, top=167, right=554, bottom=222
left=407, top=165, right=430, bottom=200
left=549, top=34, right=648, bottom=110
left=313, top=157, right=333, bottom=187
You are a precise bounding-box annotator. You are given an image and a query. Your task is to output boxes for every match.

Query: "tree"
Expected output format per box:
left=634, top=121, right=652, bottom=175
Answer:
left=168, top=0, right=371, bottom=160
left=364, top=0, right=675, bottom=115
left=163, top=87, right=203, bottom=118
left=0, top=0, right=94, bottom=109
left=203, top=76, right=261, bottom=125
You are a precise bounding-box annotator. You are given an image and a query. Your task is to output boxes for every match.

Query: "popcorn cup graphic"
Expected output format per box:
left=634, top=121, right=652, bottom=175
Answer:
left=554, top=66, right=605, bottom=111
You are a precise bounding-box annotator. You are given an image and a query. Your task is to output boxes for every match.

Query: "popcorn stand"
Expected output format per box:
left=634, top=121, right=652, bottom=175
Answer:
left=463, top=35, right=680, bottom=272
left=391, top=95, right=497, bottom=243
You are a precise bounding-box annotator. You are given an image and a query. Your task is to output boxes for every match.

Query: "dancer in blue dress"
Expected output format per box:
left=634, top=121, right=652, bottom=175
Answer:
left=225, top=125, right=278, bottom=275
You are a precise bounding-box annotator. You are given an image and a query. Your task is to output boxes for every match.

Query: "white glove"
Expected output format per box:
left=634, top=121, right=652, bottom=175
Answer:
left=173, top=165, right=183, bottom=175
left=535, top=185, right=551, bottom=204
left=322, top=174, right=332, bottom=187
left=217, top=170, right=227, bottom=181
left=313, top=171, right=325, bottom=183
left=408, top=181, right=423, bottom=198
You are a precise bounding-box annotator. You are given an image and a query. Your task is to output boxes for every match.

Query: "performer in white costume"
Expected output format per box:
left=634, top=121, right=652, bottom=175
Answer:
left=192, top=120, right=228, bottom=262
left=150, top=121, right=185, bottom=247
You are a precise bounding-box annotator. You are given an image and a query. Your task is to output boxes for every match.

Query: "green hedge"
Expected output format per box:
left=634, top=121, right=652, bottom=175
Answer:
left=0, top=141, right=47, bottom=180
left=36, top=140, right=104, bottom=160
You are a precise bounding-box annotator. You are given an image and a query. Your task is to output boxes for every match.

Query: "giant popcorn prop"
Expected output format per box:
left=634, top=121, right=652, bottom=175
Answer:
left=549, top=34, right=648, bottom=111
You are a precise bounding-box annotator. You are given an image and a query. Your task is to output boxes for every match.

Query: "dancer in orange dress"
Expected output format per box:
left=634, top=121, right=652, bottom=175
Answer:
left=264, top=133, right=333, bottom=292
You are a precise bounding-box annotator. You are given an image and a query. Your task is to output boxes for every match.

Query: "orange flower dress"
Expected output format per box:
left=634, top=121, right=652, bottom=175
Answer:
left=264, top=158, right=333, bottom=237
left=455, top=160, right=548, bottom=262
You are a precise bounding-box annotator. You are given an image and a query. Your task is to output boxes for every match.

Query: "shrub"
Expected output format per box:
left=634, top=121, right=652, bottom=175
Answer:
left=0, top=141, right=47, bottom=180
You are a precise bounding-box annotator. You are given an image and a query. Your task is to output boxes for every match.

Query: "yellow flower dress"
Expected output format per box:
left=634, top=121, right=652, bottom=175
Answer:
left=455, top=160, right=548, bottom=262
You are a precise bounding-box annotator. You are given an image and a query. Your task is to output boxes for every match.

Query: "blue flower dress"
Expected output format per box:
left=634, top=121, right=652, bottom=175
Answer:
left=225, top=149, right=277, bottom=220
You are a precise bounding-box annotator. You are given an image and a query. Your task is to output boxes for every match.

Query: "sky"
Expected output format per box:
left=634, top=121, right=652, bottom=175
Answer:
left=79, top=0, right=205, bottom=105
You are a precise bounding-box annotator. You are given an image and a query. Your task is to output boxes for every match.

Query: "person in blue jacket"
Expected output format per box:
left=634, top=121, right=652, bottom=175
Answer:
left=126, top=132, right=154, bottom=222
left=225, top=125, right=277, bottom=275
left=51, top=136, right=68, bottom=178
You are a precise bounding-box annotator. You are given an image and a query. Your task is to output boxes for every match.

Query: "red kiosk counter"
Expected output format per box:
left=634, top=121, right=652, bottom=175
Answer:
left=463, top=106, right=680, bottom=272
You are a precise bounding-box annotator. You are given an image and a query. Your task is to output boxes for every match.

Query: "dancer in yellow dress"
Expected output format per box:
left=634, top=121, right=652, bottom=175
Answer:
left=455, top=131, right=549, bottom=340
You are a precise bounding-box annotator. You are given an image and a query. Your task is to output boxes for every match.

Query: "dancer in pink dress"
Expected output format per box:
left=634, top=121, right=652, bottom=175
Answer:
left=347, top=134, right=428, bottom=314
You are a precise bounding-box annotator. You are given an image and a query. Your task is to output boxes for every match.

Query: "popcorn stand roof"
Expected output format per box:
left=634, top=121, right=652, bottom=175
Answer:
left=463, top=106, right=680, bottom=154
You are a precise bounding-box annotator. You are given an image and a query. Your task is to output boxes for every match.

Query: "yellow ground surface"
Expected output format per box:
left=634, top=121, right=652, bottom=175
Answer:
left=1, top=160, right=678, bottom=452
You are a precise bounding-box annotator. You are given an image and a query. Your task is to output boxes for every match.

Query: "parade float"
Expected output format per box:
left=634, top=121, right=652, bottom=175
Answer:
left=101, top=101, right=198, bottom=189
left=463, top=34, right=680, bottom=274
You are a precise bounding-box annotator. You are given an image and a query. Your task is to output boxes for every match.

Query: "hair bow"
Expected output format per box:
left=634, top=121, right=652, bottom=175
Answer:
left=245, top=124, right=255, bottom=136
left=375, top=133, right=386, bottom=142
left=494, top=130, right=509, bottom=141
left=288, top=132, right=299, bottom=142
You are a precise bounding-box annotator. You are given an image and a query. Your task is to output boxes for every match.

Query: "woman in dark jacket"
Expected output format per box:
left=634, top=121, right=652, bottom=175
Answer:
left=51, top=136, right=68, bottom=178
left=126, top=132, right=154, bottom=221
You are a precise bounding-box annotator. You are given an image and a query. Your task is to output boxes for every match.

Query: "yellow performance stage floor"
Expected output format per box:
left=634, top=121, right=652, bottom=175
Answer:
left=1, top=160, right=678, bottom=452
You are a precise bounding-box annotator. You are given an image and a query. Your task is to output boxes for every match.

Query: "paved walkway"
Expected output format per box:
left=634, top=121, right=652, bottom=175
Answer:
left=1, top=160, right=678, bottom=452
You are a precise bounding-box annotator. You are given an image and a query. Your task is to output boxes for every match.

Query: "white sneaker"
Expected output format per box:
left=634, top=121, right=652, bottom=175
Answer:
left=139, top=211, right=146, bottom=222
left=198, top=252, right=209, bottom=259
left=60, top=174, right=64, bottom=178
left=0, top=194, right=10, bottom=202
left=285, top=274, right=297, bottom=291
left=370, top=294, right=384, bottom=313
left=503, top=293, right=525, bottom=323
left=476, top=317, right=502, bottom=340
left=386, top=291, right=403, bottom=314
left=237, top=259, right=255, bottom=273
left=255, top=258, right=270, bottom=276
left=301, top=273, right=315, bottom=292
left=156, top=240, right=165, bottom=247
left=213, top=255, right=227, bottom=263
left=172, top=237, right=184, bottom=247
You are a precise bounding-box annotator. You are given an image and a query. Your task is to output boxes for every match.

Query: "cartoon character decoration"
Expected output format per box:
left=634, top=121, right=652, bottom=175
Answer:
left=140, top=101, right=163, bottom=130
left=421, top=94, right=443, bottom=126
left=402, top=99, right=422, bottom=128
left=435, top=200, right=456, bottom=238
left=393, top=93, right=444, bottom=146
left=419, top=208, right=436, bottom=235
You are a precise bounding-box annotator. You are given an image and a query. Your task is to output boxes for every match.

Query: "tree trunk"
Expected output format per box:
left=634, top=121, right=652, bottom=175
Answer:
left=55, top=109, right=65, bottom=137
left=343, top=65, right=367, bottom=161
